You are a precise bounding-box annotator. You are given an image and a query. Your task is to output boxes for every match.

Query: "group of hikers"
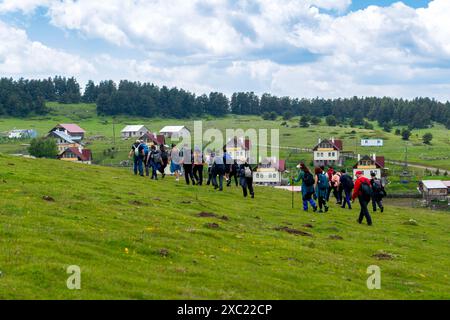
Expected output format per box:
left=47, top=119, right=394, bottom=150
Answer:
left=129, top=140, right=256, bottom=198
left=129, top=140, right=387, bottom=225
left=294, top=164, right=387, bottom=226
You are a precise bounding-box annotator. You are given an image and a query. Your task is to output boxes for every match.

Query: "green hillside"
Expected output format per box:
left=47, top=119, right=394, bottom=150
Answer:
left=0, top=102, right=449, bottom=171
left=0, top=154, right=449, bottom=299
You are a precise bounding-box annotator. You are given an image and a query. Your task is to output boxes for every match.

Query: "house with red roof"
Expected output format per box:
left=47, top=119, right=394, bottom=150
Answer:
left=50, top=124, right=86, bottom=141
left=313, top=137, right=343, bottom=167
left=253, top=156, right=287, bottom=186
left=353, top=154, right=386, bottom=179
left=58, top=147, right=93, bottom=164
left=224, top=137, right=252, bottom=162
left=140, top=132, right=165, bottom=146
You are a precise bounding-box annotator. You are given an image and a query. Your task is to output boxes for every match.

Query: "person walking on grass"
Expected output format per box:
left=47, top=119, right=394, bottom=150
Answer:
left=314, top=167, right=330, bottom=213
left=148, top=145, right=162, bottom=180
left=339, top=169, right=354, bottom=209
left=206, top=150, right=215, bottom=186
left=370, top=172, right=386, bottom=213
left=180, top=144, right=195, bottom=185
left=129, top=140, right=145, bottom=177
left=212, top=151, right=225, bottom=191
left=352, top=171, right=373, bottom=226
left=141, top=140, right=150, bottom=177
left=294, top=163, right=317, bottom=212
left=239, top=158, right=255, bottom=198
left=192, top=146, right=204, bottom=186
left=331, top=170, right=342, bottom=205
left=227, top=159, right=239, bottom=187
left=223, top=148, right=232, bottom=185
left=326, top=166, right=334, bottom=200
left=159, top=144, right=168, bottom=179
left=169, top=143, right=182, bottom=182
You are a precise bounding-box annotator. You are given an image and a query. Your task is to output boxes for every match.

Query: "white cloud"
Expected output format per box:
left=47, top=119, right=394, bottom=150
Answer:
left=0, top=20, right=95, bottom=78
left=1, top=0, right=450, bottom=100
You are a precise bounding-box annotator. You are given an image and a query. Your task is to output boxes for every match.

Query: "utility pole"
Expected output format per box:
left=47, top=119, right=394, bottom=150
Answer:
left=112, top=117, right=116, bottom=147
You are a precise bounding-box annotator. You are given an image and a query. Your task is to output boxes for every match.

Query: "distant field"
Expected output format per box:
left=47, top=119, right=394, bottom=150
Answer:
left=0, top=154, right=449, bottom=299
left=0, top=102, right=449, bottom=172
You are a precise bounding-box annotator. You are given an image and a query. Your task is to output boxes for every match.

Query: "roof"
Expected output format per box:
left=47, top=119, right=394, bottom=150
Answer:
left=225, top=137, right=251, bottom=151
left=49, top=130, right=76, bottom=144
left=353, top=155, right=385, bottom=169
left=375, top=156, right=385, bottom=168
left=313, top=138, right=343, bottom=151
left=56, top=124, right=86, bottom=133
left=160, top=126, right=189, bottom=133
left=140, top=132, right=165, bottom=145
left=442, top=181, right=450, bottom=188
left=422, top=180, right=447, bottom=189
left=61, top=147, right=92, bottom=161
left=121, top=125, right=147, bottom=133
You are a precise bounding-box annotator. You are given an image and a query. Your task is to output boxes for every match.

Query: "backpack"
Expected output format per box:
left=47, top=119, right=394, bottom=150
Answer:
left=244, top=167, right=252, bottom=178
left=161, top=150, right=168, bottom=162
left=142, top=144, right=149, bottom=155
left=361, top=181, right=373, bottom=200
left=372, top=179, right=382, bottom=193
left=152, top=151, right=161, bottom=163
left=318, top=173, right=329, bottom=190
left=134, top=144, right=142, bottom=157
left=341, top=174, right=354, bottom=189
left=304, top=172, right=314, bottom=187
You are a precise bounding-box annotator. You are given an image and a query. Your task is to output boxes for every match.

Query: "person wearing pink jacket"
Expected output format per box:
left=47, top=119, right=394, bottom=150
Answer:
left=331, top=171, right=342, bottom=205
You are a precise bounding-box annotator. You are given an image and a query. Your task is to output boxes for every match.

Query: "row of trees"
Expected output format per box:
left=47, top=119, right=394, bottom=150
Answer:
left=0, top=77, right=81, bottom=116
left=1, top=77, right=450, bottom=130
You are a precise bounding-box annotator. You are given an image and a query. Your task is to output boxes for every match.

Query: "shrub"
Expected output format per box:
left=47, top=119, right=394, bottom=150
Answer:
left=28, top=138, right=58, bottom=159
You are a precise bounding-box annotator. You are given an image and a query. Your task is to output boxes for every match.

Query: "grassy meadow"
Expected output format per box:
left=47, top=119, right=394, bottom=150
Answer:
left=0, top=154, right=449, bottom=299
left=0, top=102, right=449, bottom=171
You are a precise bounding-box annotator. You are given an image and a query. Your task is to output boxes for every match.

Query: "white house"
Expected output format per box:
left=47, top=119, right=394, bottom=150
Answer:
left=313, top=137, right=343, bottom=167
left=253, top=157, right=286, bottom=186
left=361, top=138, right=384, bottom=147
left=159, top=126, right=190, bottom=139
left=121, top=125, right=149, bottom=139
left=353, top=154, right=386, bottom=179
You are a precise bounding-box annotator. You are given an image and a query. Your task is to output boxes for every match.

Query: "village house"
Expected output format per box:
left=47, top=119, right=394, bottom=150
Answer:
left=353, top=154, right=386, bottom=179
left=58, top=147, right=93, bottom=165
left=224, top=137, right=252, bottom=162
left=121, top=125, right=149, bottom=139
left=8, top=129, right=37, bottom=139
left=47, top=130, right=82, bottom=154
left=313, top=137, right=343, bottom=167
left=418, top=180, right=448, bottom=203
left=253, top=157, right=286, bottom=186
left=159, top=126, right=190, bottom=140
left=49, top=124, right=86, bottom=142
left=140, top=132, right=166, bottom=146
left=361, top=138, right=384, bottom=147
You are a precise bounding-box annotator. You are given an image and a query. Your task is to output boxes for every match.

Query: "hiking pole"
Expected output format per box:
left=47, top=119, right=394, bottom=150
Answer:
left=291, top=175, right=294, bottom=209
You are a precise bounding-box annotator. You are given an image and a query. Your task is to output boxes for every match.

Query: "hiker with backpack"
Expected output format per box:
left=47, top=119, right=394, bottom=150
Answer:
left=206, top=150, right=215, bottom=186
left=223, top=148, right=233, bottom=185
left=314, top=167, right=330, bottom=213
left=159, top=144, right=168, bottom=179
left=352, top=171, right=373, bottom=226
left=294, top=163, right=317, bottom=212
left=192, top=146, right=204, bottom=186
left=148, top=145, right=163, bottom=180
left=239, top=159, right=255, bottom=198
left=212, top=151, right=225, bottom=191
left=180, top=144, right=195, bottom=185
left=169, top=144, right=182, bottom=182
left=227, top=159, right=239, bottom=187
left=141, top=140, right=150, bottom=177
left=370, top=172, right=386, bottom=212
left=326, top=166, right=334, bottom=200
left=128, top=140, right=145, bottom=177
left=339, top=169, right=354, bottom=209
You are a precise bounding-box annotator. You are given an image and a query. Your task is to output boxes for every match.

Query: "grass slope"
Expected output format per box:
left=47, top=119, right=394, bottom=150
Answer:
left=0, top=102, right=449, bottom=170
left=0, top=154, right=449, bottom=299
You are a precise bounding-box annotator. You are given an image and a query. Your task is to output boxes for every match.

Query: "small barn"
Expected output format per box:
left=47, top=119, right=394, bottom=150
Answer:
left=419, top=180, right=448, bottom=202
left=121, top=125, right=149, bottom=139
left=8, top=129, right=37, bottom=139
left=159, top=126, right=190, bottom=139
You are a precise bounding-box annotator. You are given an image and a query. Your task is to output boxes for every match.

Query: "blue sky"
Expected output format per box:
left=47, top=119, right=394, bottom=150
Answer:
left=0, top=0, right=449, bottom=100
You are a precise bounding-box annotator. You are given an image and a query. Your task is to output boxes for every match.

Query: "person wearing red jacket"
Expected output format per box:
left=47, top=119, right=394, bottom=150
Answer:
left=352, top=171, right=373, bottom=226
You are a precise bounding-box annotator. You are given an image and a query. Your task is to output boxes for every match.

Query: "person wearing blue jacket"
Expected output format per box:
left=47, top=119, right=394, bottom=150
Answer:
left=294, top=163, right=317, bottom=212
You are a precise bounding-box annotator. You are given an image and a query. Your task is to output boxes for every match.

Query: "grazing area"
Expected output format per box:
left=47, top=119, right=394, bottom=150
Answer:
left=0, top=102, right=449, bottom=171
left=0, top=154, right=449, bottom=299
